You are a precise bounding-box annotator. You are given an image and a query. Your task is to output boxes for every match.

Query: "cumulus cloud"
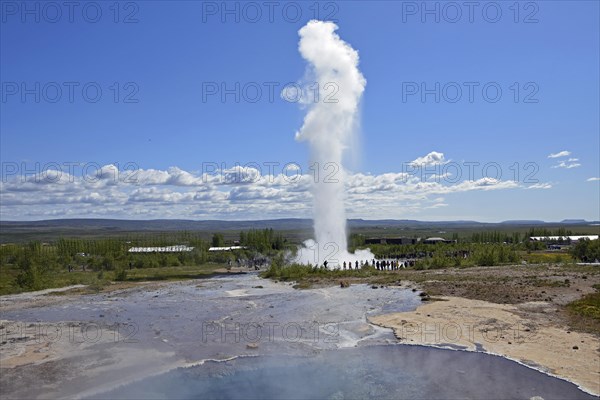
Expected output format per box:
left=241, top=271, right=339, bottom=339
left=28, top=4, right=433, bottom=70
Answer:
left=410, top=151, right=446, bottom=167
left=427, top=172, right=452, bottom=181
left=0, top=162, right=553, bottom=221
left=548, top=150, right=571, bottom=158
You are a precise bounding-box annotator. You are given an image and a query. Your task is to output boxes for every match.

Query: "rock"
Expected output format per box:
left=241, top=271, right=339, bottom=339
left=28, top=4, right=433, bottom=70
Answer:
left=573, top=345, right=579, bottom=350
left=253, top=285, right=264, bottom=289
left=247, top=343, right=259, bottom=349
left=371, top=285, right=378, bottom=289
left=418, top=292, right=428, bottom=297
left=340, top=281, right=350, bottom=288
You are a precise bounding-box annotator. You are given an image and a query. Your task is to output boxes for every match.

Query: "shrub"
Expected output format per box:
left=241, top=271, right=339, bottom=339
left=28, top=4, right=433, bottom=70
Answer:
left=114, top=268, right=128, bottom=281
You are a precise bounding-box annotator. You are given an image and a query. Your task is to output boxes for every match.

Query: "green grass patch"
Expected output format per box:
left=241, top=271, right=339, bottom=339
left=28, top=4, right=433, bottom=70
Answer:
left=522, top=252, right=573, bottom=264
left=567, top=292, right=600, bottom=320
left=118, top=264, right=226, bottom=282
left=0, top=264, right=110, bottom=295
left=0, top=263, right=229, bottom=295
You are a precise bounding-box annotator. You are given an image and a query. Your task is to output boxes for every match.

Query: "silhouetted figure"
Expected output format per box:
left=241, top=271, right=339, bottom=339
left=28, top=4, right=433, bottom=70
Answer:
left=323, top=260, right=328, bottom=269
left=355, top=260, right=359, bottom=269
left=376, top=261, right=380, bottom=270
left=343, top=261, right=347, bottom=270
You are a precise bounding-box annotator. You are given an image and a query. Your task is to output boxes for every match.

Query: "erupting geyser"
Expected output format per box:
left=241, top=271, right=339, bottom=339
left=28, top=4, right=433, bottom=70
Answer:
left=294, top=20, right=373, bottom=267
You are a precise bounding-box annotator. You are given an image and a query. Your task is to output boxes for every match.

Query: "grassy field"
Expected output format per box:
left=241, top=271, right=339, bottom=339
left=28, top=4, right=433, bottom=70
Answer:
left=0, top=263, right=232, bottom=296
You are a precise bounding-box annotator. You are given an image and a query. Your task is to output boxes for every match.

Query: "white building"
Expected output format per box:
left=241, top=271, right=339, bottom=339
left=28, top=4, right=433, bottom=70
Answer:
left=128, top=245, right=194, bottom=253
left=208, top=246, right=247, bottom=252
left=529, top=235, right=598, bottom=242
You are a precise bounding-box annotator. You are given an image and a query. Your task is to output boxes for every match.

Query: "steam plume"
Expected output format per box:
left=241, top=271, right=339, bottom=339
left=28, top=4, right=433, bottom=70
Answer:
left=294, top=20, right=372, bottom=267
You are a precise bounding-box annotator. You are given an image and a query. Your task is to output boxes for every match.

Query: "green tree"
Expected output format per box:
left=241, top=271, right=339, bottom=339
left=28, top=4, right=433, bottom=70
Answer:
left=571, top=239, right=600, bottom=262
left=212, top=233, right=225, bottom=247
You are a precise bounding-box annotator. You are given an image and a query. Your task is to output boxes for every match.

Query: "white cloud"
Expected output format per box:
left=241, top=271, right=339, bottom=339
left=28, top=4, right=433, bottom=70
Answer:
left=551, top=160, right=581, bottom=169
left=410, top=151, right=446, bottom=167
left=587, top=177, right=600, bottom=182
left=427, top=172, right=452, bottom=181
left=0, top=164, right=554, bottom=220
left=548, top=150, right=571, bottom=158
left=526, top=183, right=552, bottom=189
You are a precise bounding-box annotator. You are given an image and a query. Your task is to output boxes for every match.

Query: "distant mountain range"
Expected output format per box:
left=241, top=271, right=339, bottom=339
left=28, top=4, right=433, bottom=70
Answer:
left=1, top=218, right=598, bottom=232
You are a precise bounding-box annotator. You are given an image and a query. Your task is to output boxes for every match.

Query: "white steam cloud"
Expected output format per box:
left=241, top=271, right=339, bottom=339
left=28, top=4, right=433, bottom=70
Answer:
left=293, top=20, right=373, bottom=267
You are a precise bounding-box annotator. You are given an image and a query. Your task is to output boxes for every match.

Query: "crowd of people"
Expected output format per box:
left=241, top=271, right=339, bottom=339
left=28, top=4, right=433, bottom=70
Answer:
left=320, top=258, right=415, bottom=271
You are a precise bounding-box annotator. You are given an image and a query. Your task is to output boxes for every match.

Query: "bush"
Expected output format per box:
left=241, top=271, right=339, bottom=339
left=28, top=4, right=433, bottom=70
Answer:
left=114, top=268, right=128, bottom=281
left=570, top=239, right=600, bottom=262
left=16, top=263, right=47, bottom=290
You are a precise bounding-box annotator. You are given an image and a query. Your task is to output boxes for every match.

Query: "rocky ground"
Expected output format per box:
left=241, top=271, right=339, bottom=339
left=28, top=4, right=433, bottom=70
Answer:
left=302, top=264, right=600, bottom=334
left=1, top=264, right=598, bottom=398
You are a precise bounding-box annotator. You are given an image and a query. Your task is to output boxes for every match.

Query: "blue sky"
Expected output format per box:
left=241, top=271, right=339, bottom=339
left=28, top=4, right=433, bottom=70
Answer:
left=1, top=0, right=599, bottom=222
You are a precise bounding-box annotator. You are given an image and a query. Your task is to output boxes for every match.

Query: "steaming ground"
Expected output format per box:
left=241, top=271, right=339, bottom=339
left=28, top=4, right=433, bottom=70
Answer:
left=295, top=239, right=375, bottom=268
left=1, top=274, right=596, bottom=399
left=91, top=345, right=597, bottom=400
left=0, top=274, right=418, bottom=399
